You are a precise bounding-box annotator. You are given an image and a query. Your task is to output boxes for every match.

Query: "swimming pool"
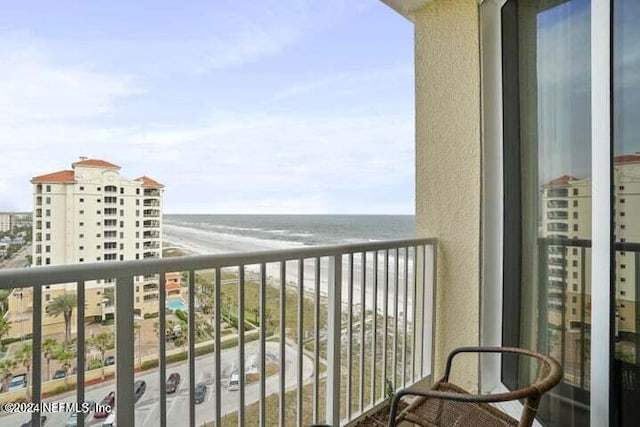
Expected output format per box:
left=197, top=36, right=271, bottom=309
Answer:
left=166, top=298, right=188, bottom=311
left=166, top=298, right=200, bottom=311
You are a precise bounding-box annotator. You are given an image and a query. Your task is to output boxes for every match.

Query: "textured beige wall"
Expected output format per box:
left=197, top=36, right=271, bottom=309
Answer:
left=414, top=0, right=481, bottom=389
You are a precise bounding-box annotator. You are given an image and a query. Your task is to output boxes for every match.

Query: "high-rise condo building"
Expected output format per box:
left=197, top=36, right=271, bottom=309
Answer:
left=6, top=158, right=165, bottom=338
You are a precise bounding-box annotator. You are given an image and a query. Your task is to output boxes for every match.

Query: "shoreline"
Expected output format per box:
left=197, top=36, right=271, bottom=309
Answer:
left=162, top=225, right=421, bottom=318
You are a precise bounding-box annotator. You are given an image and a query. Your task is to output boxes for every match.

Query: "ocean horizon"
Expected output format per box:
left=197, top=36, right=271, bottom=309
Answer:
left=163, top=214, right=415, bottom=255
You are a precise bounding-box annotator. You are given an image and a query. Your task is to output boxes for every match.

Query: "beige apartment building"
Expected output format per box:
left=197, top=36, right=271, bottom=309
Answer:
left=5, top=158, right=165, bottom=338
left=542, top=154, right=640, bottom=381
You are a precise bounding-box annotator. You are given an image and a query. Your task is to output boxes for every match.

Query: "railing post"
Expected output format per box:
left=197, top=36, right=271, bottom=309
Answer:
left=326, top=254, right=342, bottom=426
left=115, top=276, right=135, bottom=427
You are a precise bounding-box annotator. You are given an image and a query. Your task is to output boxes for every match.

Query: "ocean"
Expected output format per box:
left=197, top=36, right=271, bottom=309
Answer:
left=163, top=214, right=415, bottom=254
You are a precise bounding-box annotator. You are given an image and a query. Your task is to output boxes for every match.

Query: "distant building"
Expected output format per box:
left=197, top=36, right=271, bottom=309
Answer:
left=5, top=158, right=164, bottom=338
left=0, top=213, right=15, bottom=232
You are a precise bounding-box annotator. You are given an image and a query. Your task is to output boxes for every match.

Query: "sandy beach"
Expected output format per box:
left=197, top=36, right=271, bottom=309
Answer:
left=163, top=222, right=432, bottom=320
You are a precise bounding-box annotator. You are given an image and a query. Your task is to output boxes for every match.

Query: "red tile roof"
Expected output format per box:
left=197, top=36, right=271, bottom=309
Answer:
left=614, top=154, right=640, bottom=164
left=166, top=283, right=182, bottom=292
left=136, top=176, right=164, bottom=188
left=31, top=170, right=75, bottom=184
left=544, top=175, right=578, bottom=187
left=72, top=159, right=120, bottom=169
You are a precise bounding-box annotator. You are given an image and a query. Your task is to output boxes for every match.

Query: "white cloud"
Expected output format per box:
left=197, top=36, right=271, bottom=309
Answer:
left=0, top=35, right=141, bottom=126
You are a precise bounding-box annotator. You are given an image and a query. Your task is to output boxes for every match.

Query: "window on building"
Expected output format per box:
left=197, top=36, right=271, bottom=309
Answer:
left=120, top=187, right=124, bottom=194
left=621, top=277, right=626, bottom=283
left=45, top=294, right=50, bottom=301
left=120, top=243, right=124, bottom=250
left=79, top=210, right=84, bottom=215
left=573, top=200, right=578, bottom=207
left=45, top=233, right=50, bottom=240
left=572, top=296, right=577, bottom=303
left=120, top=199, right=124, bottom=206
left=79, top=186, right=84, bottom=191
left=573, top=260, right=578, bottom=267
left=96, top=210, right=101, bottom=215
left=572, top=248, right=578, bottom=255
left=136, top=210, right=140, bottom=217
left=136, top=199, right=140, bottom=206
left=572, top=308, right=577, bottom=315
left=96, top=234, right=101, bottom=238
left=45, top=221, right=51, bottom=229
left=621, top=212, right=626, bottom=217
left=621, top=264, right=626, bottom=269
left=79, top=258, right=84, bottom=262
left=573, top=188, right=578, bottom=196
left=45, top=258, right=50, bottom=265
left=120, top=232, right=124, bottom=238
left=120, top=209, right=124, bottom=216
left=79, top=222, right=84, bottom=226
left=46, top=185, right=51, bottom=192
left=120, top=255, right=124, bottom=261
left=79, top=198, right=84, bottom=203
left=136, top=221, right=139, bottom=227
left=45, top=209, right=51, bottom=216
left=136, top=254, right=140, bottom=260
left=136, top=242, right=139, bottom=249
left=621, top=290, right=627, bottom=296
left=97, top=187, right=101, bottom=191
left=97, top=199, right=101, bottom=203
left=96, top=257, right=101, bottom=261
left=573, top=224, right=578, bottom=231
left=573, top=212, right=578, bottom=219
left=120, top=221, right=124, bottom=228
left=96, top=245, right=101, bottom=249
left=620, top=198, right=625, bottom=203
left=573, top=284, right=578, bottom=292
left=136, top=231, right=139, bottom=238
left=45, top=196, right=51, bottom=204
left=79, top=234, right=84, bottom=238
left=45, top=245, right=50, bottom=253
left=79, top=246, right=84, bottom=250
left=621, top=224, right=626, bottom=230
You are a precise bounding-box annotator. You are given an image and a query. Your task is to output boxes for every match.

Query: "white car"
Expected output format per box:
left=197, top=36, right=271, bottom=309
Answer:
left=7, top=374, right=27, bottom=392
left=228, top=371, right=240, bottom=391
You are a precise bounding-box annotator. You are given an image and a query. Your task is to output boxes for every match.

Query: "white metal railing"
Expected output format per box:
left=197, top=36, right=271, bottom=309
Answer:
left=0, top=238, right=437, bottom=427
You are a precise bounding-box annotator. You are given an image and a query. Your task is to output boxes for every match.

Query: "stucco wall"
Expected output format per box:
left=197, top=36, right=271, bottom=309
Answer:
left=414, top=0, right=481, bottom=389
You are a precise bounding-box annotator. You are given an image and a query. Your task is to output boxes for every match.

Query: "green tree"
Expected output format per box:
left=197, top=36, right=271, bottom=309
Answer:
left=47, top=293, right=77, bottom=344
left=14, top=343, right=32, bottom=398
left=42, top=337, right=59, bottom=380
left=0, top=316, right=12, bottom=350
left=0, top=358, right=16, bottom=390
left=90, top=331, right=114, bottom=380
left=54, top=347, right=75, bottom=389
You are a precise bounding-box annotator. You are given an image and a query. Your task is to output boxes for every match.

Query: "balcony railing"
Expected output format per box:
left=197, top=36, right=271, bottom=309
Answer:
left=0, top=237, right=436, bottom=427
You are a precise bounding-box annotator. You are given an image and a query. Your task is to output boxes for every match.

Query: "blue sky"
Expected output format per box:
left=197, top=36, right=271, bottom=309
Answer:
left=0, top=0, right=415, bottom=214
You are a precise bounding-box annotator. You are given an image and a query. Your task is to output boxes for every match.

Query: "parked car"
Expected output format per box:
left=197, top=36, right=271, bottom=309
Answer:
left=104, top=356, right=115, bottom=366
left=166, top=372, right=181, bottom=394
left=94, top=391, right=115, bottom=419
left=19, top=415, right=47, bottom=427
left=194, top=383, right=207, bottom=404
left=53, top=369, right=66, bottom=380
left=7, top=373, right=27, bottom=391
left=65, top=402, right=94, bottom=427
left=134, top=380, right=146, bottom=402
left=228, top=371, right=239, bottom=391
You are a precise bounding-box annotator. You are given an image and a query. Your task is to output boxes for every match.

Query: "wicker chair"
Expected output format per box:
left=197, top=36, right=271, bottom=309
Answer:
left=388, top=347, right=563, bottom=427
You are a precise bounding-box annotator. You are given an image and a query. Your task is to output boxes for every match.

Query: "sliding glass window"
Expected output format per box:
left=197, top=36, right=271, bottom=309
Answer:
left=501, top=0, right=591, bottom=425
left=612, top=1, right=640, bottom=425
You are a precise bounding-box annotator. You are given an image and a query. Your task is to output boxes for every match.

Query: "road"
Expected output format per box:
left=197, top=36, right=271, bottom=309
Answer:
left=0, top=341, right=313, bottom=427
left=0, top=244, right=31, bottom=270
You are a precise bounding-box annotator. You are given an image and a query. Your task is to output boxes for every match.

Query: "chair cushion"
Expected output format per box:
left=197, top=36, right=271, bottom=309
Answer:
left=400, top=382, right=519, bottom=427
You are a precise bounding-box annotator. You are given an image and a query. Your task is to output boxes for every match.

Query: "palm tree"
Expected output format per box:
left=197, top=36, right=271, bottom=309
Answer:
left=90, top=331, right=114, bottom=380
left=0, top=316, right=11, bottom=351
left=0, top=358, right=15, bottom=391
left=54, top=347, right=75, bottom=390
left=14, top=343, right=32, bottom=398
left=47, top=293, right=77, bottom=344
left=42, top=337, right=59, bottom=380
